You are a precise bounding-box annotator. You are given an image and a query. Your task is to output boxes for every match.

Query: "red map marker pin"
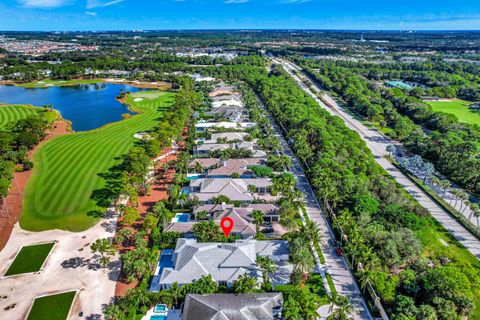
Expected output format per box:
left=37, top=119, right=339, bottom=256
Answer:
left=220, top=217, right=234, bottom=238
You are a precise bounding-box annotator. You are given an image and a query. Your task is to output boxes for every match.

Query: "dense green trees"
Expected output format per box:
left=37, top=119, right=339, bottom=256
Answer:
left=298, top=58, right=480, bottom=195
left=0, top=115, right=49, bottom=203
left=206, top=60, right=480, bottom=319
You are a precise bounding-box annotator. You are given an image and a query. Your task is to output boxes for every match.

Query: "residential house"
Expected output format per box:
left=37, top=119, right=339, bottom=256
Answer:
left=188, top=178, right=274, bottom=203
left=195, top=121, right=256, bottom=132
left=163, top=203, right=280, bottom=238
left=156, top=239, right=291, bottom=289
left=183, top=293, right=284, bottom=320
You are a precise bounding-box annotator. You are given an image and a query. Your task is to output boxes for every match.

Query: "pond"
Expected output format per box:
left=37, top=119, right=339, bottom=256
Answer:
left=0, top=83, right=143, bottom=131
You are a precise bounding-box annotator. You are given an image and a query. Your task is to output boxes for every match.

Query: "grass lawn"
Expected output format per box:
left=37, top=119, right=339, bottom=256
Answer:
left=27, top=291, right=76, bottom=320
left=18, top=79, right=102, bottom=88
left=20, top=91, right=175, bottom=231
left=0, top=104, right=57, bottom=129
left=427, top=99, right=480, bottom=125
left=4, top=242, right=54, bottom=276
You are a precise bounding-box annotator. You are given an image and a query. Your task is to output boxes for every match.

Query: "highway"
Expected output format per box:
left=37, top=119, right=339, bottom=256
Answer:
left=258, top=92, right=372, bottom=319
left=274, top=57, right=480, bottom=261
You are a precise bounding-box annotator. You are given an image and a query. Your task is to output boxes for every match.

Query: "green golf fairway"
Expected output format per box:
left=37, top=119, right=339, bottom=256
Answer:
left=20, top=91, right=175, bottom=231
left=0, top=104, right=55, bottom=129
left=427, top=99, right=480, bottom=125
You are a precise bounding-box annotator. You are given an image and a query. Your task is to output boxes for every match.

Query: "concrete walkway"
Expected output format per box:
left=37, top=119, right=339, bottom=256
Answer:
left=275, top=58, right=480, bottom=261
left=258, top=94, right=372, bottom=319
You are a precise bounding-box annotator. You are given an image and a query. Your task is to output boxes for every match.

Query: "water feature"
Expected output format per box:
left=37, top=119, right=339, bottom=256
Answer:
left=0, top=83, right=143, bottom=131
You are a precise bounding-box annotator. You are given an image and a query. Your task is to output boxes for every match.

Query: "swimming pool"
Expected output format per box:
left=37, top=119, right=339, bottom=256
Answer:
left=187, top=174, right=205, bottom=180
left=176, top=213, right=190, bottom=222
left=150, top=316, right=166, bottom=320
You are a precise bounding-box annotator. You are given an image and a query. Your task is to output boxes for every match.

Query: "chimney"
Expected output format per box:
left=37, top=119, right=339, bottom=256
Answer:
left=223, top=159, right=227, bottom=167
left=221, top=202, right=226, bottom=210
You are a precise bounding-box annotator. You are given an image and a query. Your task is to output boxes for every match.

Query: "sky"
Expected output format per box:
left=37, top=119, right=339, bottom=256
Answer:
left=0, top=0, right=479, bottom=31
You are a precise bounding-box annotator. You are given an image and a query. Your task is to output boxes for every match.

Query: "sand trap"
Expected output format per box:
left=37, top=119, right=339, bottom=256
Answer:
left=134, top=98, right=143, bottom=102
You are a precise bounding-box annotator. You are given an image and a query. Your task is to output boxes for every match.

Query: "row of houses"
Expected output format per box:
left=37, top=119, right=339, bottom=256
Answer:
left=149, top=82, right=290, bottom=319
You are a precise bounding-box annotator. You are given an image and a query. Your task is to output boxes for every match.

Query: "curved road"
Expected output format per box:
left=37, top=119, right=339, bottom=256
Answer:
left=274, top=58, right=480, bottom=261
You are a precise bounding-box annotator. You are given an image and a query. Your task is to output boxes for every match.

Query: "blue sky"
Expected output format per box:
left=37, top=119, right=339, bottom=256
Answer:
left=0, top=0, right=479, bottom=31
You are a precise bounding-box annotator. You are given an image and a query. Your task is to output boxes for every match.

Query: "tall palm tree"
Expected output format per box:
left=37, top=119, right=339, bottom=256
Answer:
left=293, top=248, right=315, bottom=285
left=302, top=220, right=323, bottom=245
left=194, top=161, right=204, bottom=174
left=169, top=282, right=181, bottom=307
left=251, top=209, right=265, bottom=235
left=256, top=256, right=277, bottom=288
left=328, top=296, right=354, bottom=320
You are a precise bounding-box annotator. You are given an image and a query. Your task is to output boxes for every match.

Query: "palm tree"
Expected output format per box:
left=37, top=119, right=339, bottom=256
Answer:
left=293, top=248, right=315, bottom=285
left=256, top=256, right=277, bottom=288
left=169, top=282, right=181, bottom=307
left=279, top=216, right=298, bottom=232
left=328, top=296, right=354, bottom=320
left=458, top=190, right=469, bottom=213
left=251, top=209, right=265, bottom=235
left=438, top=179, right=450, bottom=197
left=468, top=203, right=479, bottom=221
left=234, top=273, right=258, bottom=293
left=194, top=161, right=204, bottom=174
left=302, top=220, right=323, bottom=245
left=358, top=271, right=374, bottom=292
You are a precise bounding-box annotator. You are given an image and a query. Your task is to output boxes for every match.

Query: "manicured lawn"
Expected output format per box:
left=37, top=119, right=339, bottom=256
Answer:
left=19, top=79, right=102, bottom=88
left=427, top=99, right=480, bottom=125
left=27, top=291, right=76, bottom=320
left=0, top=104, right=56, bottom=129
left=4, top=243, right=54, bottom=276
left=20, top=91, right=175, bottom=231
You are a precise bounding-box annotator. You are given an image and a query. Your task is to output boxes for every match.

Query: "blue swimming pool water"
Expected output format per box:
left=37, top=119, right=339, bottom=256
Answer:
left=150, top=316, right=166, bottom=320
left=154, top=304, right=167, bottom=312
left=176, top=213, right=190, bottom=222
left=187, top=174, right=204, bottom=180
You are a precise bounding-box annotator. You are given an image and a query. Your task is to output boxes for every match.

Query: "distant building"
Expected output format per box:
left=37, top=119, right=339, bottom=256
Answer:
left=385, top=80, right=413, bottom=90
left=183, top=293, right=284, bottom=320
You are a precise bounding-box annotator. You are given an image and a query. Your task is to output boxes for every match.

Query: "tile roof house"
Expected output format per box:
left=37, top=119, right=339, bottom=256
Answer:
left=195, top=121, right=256, bottom=132
left=189, top=158, right=266, bottom=171
left=189, top=158, right=267, bottom=178
left=163, top=204, right=280, bottom=238
left=183, top=293, right=284, bottom=320
left=209, top=85, right=238, bottom=97
left=188, top=178, right=275, bottom=203
left=156, top=239, right=291, bottom=289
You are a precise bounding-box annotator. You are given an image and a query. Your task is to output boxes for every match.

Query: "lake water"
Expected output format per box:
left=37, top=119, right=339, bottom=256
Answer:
left=0, top=83, right=143, bottom=131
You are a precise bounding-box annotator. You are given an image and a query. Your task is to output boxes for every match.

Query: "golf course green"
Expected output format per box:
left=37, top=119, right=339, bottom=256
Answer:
left=20, top=91, right=175, bottom=231
left=427, top=99, right=480, bottom=125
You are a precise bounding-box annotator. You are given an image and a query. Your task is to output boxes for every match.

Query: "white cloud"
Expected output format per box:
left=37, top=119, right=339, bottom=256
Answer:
left=19, top=0, right=69, bottom=8
left=85, top=11, right=97, bottom=15
left=86, top=0, right=124, bottom=9
left=224, top=0, right=249, bottom=3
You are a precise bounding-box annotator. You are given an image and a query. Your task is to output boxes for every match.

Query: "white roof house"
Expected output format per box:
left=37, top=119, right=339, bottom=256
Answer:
left=195, top=121, right=256, bottom=132
left=189, top=178, right=275, bottom=203
left=157, top=239, right=291, bottom=289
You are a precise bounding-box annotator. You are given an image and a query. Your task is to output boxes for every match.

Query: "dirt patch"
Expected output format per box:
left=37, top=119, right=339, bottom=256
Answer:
left=0, top=120, right=71, bottom=251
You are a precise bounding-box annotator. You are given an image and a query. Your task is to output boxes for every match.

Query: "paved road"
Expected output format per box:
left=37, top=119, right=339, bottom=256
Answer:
left=258, top=95, right=372, bottom=319
left=275, top=58, right=480, bottom=261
